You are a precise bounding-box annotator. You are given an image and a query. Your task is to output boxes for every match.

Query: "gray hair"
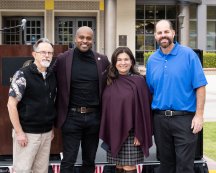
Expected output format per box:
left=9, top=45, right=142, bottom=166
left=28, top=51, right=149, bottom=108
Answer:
left=33, top=38, right=53, bottom=52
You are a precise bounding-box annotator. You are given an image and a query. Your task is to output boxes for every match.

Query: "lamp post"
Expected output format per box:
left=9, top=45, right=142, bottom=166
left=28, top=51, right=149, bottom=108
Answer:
left=0, top=19, right=26, bottom=31
left=0, top=19, right=26, bottom=44
left=178, top=13, right=185, bottom=29
left=178, top=13, right=185, bottom=44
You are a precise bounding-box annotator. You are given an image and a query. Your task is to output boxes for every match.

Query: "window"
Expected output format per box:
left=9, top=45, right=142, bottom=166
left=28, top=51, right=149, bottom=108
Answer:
left=189, top=5, right=197, bottom=49
left=207, top=6, right=216, bottom=51
left=2, top=18, right=22, bottom=44
left=25, top=18, right=44, bottom=44
left=55, top=17, right=96, bottom=50
left=2, top=17, right=44, bottom=44
left=189, top=21, right=197, bottom=48
left=136, top=5, right=178, bottom=65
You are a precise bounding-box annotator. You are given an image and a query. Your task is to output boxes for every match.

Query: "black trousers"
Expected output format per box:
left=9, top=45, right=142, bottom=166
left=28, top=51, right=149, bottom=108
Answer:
left=153, top=113, right=198, bottom=173
left=60, top=110, right=100, bottom=173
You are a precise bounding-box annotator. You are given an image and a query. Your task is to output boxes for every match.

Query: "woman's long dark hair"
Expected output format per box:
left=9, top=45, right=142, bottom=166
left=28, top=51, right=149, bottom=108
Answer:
left=107, top=47, right=140, bottom=85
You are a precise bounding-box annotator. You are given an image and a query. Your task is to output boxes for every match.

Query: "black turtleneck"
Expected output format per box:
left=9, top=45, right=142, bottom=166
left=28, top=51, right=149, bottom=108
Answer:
left=69, top=48, right=99, bottom=108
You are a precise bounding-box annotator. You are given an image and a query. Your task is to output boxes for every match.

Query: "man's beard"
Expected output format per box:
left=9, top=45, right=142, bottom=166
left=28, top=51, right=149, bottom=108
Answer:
left=158, top=37, right=173, bottom=48
left=40, top=60, right=51, bottom=68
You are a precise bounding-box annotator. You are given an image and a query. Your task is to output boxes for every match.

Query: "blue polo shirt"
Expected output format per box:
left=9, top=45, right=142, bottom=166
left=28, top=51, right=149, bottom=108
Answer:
left=146, top=42, right=207, bottom=112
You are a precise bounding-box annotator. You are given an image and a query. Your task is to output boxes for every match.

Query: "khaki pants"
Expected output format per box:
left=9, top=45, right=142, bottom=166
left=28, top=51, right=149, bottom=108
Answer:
left=12, top=129, right=52, bottom=173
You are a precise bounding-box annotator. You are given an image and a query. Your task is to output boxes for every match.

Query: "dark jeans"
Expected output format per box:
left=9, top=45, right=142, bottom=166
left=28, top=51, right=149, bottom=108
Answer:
left=60, top=110, right=100, bottom=173
left=153, top=113, right=198, bottom=173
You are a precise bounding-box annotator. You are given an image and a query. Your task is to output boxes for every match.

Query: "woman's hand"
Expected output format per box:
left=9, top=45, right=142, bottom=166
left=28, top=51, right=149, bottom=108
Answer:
left=134, top=137, right=140, bottom=146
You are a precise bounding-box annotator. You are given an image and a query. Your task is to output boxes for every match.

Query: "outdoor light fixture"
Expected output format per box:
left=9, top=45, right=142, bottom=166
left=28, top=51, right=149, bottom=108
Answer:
left=178, top=13, right=185, bottom=28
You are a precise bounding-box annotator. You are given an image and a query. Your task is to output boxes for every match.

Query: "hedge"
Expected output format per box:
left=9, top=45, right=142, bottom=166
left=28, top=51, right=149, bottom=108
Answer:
left=143, top=52, right=216, bottom=68
left=203, top=52, right=216, bottom=68
left=143, top=52, right=154, bottom=66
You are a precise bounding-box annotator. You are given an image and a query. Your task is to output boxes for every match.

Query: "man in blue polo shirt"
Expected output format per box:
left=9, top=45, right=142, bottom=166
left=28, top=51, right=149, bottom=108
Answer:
left=146, top=19, right=207, bottom=173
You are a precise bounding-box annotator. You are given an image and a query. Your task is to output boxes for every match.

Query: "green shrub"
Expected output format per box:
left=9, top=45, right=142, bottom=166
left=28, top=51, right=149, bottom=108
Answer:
left=143, top=51, right=216, bottom=68
left=203, top=52, right=216, bottom=68
left=143, top=52, right=154, bottom=66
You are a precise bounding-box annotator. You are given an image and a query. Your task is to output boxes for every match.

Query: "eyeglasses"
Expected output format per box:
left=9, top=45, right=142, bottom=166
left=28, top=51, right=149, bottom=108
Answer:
left=36, top=51, right=53, bottom=56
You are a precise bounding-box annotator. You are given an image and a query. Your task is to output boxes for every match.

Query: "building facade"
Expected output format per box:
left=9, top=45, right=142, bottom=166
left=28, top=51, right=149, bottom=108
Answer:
left=0, top=0, right=216, bottom=64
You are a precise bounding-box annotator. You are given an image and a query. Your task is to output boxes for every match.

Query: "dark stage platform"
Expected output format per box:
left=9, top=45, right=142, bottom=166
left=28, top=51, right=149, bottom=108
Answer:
left=0, top=140, right=209, bottom=173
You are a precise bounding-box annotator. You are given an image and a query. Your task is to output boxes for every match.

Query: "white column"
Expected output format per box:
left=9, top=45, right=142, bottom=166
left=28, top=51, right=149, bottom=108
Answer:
left=116, top=0, right=135, bottom=55
left=197, top=3, right=207, bottom=51
left=45, top=10, right=54, bottom=44
left=104, top=0, right=116, bottom=60
left=180, top=4, right=190, bottom=46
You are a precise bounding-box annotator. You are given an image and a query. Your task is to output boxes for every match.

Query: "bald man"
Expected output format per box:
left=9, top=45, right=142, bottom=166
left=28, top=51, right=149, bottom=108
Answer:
left=53, top=26, right=109, bottom=173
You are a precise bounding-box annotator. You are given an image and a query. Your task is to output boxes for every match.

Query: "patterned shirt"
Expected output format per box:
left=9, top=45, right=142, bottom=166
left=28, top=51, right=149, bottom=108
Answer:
left=9, top=70, right=26, bottom=101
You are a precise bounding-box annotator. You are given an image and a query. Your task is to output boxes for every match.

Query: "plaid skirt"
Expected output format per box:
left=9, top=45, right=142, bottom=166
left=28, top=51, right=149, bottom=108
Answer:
left=107, top=131, right=144, bottom=165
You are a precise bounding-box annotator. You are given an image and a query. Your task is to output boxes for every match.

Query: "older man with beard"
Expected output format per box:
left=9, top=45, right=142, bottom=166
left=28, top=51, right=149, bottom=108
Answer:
left=146, top=20, right=207, bottom=173
left=7, top=38, right=56, bottom=173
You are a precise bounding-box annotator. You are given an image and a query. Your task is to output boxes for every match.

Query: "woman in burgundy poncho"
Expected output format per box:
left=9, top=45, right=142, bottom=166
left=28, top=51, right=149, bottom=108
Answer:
left=99, top=47, right=153, bottom=173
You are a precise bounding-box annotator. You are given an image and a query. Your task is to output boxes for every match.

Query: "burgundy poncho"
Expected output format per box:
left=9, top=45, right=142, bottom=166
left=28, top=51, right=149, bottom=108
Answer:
left=99, top=74, right=153, bottom=157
